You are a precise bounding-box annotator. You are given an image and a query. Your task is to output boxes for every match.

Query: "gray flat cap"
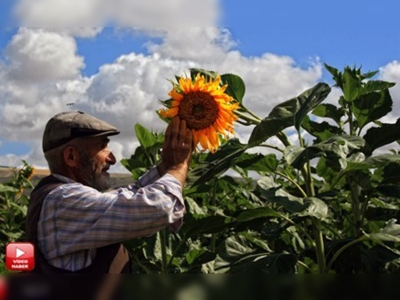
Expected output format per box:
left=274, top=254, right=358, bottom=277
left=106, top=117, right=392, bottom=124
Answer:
left=42, top=111, right=120, bottom=152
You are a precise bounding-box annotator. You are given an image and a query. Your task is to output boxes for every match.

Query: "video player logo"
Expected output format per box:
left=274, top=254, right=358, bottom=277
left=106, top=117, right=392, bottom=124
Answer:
left=5, top=243, right=35, bottom=271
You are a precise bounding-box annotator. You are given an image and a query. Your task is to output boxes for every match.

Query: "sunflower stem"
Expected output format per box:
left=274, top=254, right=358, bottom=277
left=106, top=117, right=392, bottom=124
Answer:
left=159, top=229, right=169, bottom=274
left=239, top=106, right=262, bottom=122
left=210, top=179, right=218, bottom=253
left=234, top=110, right=261, bottom=125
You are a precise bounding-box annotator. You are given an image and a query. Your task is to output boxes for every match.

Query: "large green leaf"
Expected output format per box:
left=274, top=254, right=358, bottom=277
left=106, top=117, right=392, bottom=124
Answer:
left=381, top=163, right=400, bottom=184
left=294, top=82, right=331, bottom=131
left=343, top=69, right=362, bottom=102
left=236, top=207, right=286, bottom=222
left=296, top=197, right=329, bottom=220
left=188, top=139, right=247, bottom=187
left=362, top=80, right=395, bottom=94
left=312, top=103, right=344, bottom=125
left=352, top=89, right=393, bottom=129
left=256, top=176, right=305, bottom=213
left=234, top=153, right=279, bottom=174
left=284, top=135, right=365, bottom=169
left=184, top=249, right=216, bottom=266
left=316, top=157, right=344, bottom=187
left=302, top=116, right=343, bottom=142
left=215, top=235, right=297, bottom=273
left=369, top=220, right=400, bottom=244
left=362, top=118, right=400, bottom=155
left=324, top=63, right=344, bottom=88
left=134, top=123, right=157, bottom=148
left=120, top=146, right=153, bottom=180
left=248, top=83, right=331, bottom=147
left=183, top=215, right=231, bottom=238
left=221, top=73, right=246, bottom=103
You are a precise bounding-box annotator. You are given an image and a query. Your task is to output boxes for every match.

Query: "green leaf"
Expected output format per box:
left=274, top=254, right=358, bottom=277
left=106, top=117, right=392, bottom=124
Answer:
left=236, top=207, right=285, bottom=222
left=248, top=118, right=292, bottom=148
left=362, top=80, right=395, bottom=94
left=216, top=235, right=297, bottom=273
left=256, top=177, right=305, bottom=213
left=189, top=68, right=218, bottom=80
left=376, top=185, right=400, bottom=198
left=285, top=135, right=365, bottom=169
left=0, top=185, right=19, bottom=193
left=381, top=163, right=400, bottom=184
left=316, top=157, right=344, bottom=187
left=352, top=89, right=393, bottom=129
left=296, top=197, right=329, bottom=220
left=183, top=216, right=231, bottom=238
left=343, top=69, right=362, bottom=102
left=134, top=123, right=157, bottom=148
left=362, top=118, right=400, bottom=155
left=324, top=63, right=344, bottom=88
left=364, top=154, right=400, bottom=166
left=184, top=196, right=206, bottom=216
left=369, top=220, right=400, bottom=243
left=301, top=116, right=343, bottom=142
left=221, top=73, right=246, bottom=103
left=234, top=153, right=278, bottom=174
left=185, top=249, right=216, bottom=266
left=312, top=103, right=344, bottom=125
left=248, top=83, right=331, bottom=147
left=294, top=82, right=331, bottom=131
left=188, top=139, right=247, bottom=187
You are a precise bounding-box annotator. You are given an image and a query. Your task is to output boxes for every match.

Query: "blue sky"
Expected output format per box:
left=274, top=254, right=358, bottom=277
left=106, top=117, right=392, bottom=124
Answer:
left=0, top=0, right=399, bottom=171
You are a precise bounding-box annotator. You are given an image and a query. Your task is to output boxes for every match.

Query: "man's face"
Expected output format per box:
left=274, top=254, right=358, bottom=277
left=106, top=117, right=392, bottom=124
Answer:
left=78, top=136, right=116, bottom=191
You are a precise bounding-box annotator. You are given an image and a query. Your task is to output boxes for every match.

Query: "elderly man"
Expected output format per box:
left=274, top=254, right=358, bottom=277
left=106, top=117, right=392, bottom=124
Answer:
left=26, top=111, right=193, bottom=274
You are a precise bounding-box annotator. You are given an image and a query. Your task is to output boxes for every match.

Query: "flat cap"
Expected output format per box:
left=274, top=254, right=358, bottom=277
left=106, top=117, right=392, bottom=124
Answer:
left=42, top=111, right=120, bottom=152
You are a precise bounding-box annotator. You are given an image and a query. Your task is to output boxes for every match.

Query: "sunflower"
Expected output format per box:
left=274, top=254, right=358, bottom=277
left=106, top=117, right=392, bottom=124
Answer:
left=158, top=73, right=239, bottom=153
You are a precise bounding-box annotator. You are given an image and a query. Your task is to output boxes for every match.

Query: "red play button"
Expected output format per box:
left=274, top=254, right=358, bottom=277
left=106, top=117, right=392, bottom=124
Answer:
left=5, top=243, right=35, bottom=272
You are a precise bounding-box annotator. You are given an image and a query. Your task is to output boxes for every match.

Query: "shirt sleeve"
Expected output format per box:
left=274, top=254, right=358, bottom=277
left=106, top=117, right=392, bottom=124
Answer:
left=38, top=170, right=186, bottom=261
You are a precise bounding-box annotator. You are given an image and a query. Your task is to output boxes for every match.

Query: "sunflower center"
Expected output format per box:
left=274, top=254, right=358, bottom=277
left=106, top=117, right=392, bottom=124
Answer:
left=178, top=91, right=219, bottom=130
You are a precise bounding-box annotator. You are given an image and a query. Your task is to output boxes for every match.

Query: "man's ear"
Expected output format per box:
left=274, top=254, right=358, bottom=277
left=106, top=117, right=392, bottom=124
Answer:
left=63, top=146, right=79, bottom=167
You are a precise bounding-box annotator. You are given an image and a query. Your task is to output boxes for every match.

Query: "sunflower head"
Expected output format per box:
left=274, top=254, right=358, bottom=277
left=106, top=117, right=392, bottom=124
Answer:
left=158, top=70, right=239, bottom=153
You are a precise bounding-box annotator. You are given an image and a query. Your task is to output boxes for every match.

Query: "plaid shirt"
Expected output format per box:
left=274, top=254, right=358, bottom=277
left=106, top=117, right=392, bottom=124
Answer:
left=37, top=167, right=185, bottom=271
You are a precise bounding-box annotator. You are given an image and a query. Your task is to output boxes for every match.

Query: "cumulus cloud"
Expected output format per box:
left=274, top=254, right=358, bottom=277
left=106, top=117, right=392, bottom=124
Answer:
left=5, top=28, right=84, bottom=83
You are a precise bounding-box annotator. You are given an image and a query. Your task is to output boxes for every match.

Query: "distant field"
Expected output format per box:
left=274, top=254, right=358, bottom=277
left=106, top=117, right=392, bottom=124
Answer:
left=0, top=167, right=134, bottom=188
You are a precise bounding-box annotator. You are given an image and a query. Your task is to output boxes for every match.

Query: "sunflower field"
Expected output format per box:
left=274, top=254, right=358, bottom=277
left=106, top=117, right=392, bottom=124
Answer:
left=121, top=64, right=400, bottom=273
left=1, top=64, right=400, bottom=274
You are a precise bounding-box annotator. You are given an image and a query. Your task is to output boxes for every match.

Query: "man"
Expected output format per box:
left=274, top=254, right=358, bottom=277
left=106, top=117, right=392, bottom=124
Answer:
left=26, top=111, right=193, bottom=274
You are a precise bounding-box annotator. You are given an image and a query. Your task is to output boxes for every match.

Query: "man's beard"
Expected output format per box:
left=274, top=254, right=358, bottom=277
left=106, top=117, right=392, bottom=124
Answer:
left=79, top=155, right=112, bottom=191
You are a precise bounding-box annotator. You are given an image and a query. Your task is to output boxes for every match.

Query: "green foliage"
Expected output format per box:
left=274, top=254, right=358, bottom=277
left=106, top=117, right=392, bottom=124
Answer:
left=0, top=161, right=33, bottom=272
left=123, top=65, right=400, bottom=273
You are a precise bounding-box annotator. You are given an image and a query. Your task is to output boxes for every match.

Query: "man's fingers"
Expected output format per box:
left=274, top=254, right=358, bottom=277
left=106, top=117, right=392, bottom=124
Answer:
left=165, top=119, right=173, bottom=142
left=185, top=129, right=193, bottom=149
left=171, top=116, right=180, bottom=140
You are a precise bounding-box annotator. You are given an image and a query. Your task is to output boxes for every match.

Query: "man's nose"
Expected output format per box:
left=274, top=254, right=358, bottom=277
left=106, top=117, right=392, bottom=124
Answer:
left=107, top=151, right=117, bottom=165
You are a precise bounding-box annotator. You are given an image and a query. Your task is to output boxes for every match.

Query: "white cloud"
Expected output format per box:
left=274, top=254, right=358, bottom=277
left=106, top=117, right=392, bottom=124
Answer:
left=14, top=0, right=106, bottom=34
left=14, top=0, right=218, bottom=31
left=379, top=61, right=400, bottom=123
left=5, top=28, right=84, bottom=83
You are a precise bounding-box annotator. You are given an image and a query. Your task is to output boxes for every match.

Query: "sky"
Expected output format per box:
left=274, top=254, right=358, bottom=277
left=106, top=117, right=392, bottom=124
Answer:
left=0, top=0, right=400, bottom=173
